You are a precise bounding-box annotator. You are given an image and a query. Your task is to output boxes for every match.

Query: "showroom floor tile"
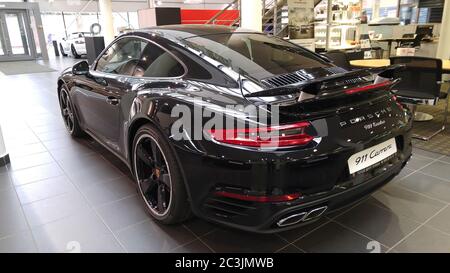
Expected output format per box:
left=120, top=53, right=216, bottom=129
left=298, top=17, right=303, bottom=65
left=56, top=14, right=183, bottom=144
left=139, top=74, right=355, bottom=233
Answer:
left=0, top=57, right=450, bottom=252
left=116, top=219, right=198, bottom=253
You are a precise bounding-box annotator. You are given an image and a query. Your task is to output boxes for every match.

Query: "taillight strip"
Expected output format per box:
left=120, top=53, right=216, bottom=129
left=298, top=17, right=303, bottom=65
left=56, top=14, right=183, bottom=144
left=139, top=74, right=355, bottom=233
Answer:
left=215, top=191, right=301, bottom=202
left=344, top=80, right=393, bottom=95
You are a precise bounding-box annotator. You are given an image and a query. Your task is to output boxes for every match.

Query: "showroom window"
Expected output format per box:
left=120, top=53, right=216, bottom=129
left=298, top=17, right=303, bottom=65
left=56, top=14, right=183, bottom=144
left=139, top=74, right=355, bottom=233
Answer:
left=132, top=43, right=185, bottom=78
left=379, top=0, right=399, bottom=17
left=362, top=0, right=374, bottom=21
left=399, top=0, right=419, bottom=24
left=95, top=38, right=147, bottom=75
left=41, top=11, right=139, bottom=42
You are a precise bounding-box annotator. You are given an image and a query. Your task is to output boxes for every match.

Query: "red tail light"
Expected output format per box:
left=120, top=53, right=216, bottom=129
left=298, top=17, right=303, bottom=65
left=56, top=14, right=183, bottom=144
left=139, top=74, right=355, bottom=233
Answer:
left=215, top=191, right=301, bottom=202
left=392, top=95, right=405, bottom=111
left=206, top=122, right=313, bottom=148
left=344, top=80, right=393, bottom=95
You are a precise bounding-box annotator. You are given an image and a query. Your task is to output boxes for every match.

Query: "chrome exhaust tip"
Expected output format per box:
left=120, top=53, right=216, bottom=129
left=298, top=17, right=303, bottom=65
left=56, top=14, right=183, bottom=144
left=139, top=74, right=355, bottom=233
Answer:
left=277, top=212, right=307, bottom=227
left=303, top=206, right=327, bottom=221
left=276, top=206, right=328, bottom=227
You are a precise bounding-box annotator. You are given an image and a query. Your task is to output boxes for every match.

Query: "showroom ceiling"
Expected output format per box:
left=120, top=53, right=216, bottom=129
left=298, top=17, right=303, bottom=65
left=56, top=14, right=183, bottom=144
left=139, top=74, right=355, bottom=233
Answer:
left=33, top=0, right=235, bottom=12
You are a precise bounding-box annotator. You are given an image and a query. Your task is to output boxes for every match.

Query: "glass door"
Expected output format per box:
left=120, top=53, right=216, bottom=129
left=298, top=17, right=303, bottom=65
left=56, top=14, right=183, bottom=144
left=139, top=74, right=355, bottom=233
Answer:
left=0, top=15, right=8, bottom=60
left=0, top=10, right=35, bottom=61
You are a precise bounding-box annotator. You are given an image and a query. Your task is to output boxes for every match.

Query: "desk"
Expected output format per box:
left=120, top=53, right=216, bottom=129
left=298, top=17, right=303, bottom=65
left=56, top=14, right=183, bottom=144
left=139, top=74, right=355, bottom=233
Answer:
left=350, top=59, right=450, bottom=74
left=372, top=37, right=416, bottom=57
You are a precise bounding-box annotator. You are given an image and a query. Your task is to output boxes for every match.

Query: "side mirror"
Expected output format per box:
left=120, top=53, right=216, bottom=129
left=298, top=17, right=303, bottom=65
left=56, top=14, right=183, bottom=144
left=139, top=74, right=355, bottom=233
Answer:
left=62, top=37, right=66, bottom=41
left=72, top=60, right=90, bottom=76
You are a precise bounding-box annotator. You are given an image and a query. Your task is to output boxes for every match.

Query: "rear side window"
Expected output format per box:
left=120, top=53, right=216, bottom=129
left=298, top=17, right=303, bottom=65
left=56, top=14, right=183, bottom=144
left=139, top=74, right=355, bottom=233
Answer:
left=96, top=38, right=147, bottom=75
left=132, top=43, right=185, bottom=78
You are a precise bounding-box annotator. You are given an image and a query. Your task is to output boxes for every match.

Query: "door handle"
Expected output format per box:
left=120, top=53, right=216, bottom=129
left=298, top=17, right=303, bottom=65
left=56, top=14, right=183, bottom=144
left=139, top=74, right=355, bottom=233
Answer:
left=106, top=96, right=120, bottom=105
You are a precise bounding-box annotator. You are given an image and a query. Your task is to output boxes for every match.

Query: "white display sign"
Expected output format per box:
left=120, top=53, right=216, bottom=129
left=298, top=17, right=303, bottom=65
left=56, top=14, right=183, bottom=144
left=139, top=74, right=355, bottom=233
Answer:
left=288, top=0, right=315, bottom=39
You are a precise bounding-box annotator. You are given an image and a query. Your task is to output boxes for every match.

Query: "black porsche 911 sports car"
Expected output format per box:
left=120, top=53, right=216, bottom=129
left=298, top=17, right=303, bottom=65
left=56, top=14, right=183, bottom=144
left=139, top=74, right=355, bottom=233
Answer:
left=57, top=25, right=412, bottom=233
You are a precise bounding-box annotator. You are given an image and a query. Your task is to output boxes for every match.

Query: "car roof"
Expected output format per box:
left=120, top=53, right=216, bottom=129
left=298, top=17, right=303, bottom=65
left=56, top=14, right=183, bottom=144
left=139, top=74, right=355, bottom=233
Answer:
left=133, top=24, right=257, bottom=41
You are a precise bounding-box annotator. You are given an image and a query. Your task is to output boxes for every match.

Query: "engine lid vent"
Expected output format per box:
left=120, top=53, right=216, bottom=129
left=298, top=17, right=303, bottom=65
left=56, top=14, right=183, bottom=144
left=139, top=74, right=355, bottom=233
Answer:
left=261, top=70, right=315, bottom=87
left=323, top=66, right=348, bottom=74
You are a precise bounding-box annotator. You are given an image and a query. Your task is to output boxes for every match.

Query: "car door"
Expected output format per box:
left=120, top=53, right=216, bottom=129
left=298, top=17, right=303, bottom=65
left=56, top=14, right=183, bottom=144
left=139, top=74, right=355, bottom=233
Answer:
left=73, top=37, right=148, bottom=153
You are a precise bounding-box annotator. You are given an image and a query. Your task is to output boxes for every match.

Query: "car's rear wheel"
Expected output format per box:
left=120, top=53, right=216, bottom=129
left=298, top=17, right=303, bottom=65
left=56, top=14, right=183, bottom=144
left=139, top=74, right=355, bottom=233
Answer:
left=71, top=44, right=81, bottom=59
left=59, top=44, right=67, bottom=57
left=58, top=87, right=83, bottom=137
left=132, top=124, right=191, bottom=224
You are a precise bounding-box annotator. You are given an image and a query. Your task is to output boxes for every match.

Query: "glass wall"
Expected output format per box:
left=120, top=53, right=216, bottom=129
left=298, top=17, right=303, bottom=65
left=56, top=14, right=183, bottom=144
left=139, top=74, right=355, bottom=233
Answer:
left=361, top=0, right=441, bottom=24
left=399, top=0, right=419, bottom=24
left=41, top=12, right=67, bottom=43
left=362, top=0, right=374, bottom=21
left=418, top=8, right=430, bottom=23
left=41, top=11, right=140, bottom=43
left=379, top=0, right=398, bottom=17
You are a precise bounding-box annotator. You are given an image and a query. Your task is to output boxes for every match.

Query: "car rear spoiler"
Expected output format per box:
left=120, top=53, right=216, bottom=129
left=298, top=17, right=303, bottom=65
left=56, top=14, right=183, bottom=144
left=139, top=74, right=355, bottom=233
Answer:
left=244, top=64, right=405, bottom=98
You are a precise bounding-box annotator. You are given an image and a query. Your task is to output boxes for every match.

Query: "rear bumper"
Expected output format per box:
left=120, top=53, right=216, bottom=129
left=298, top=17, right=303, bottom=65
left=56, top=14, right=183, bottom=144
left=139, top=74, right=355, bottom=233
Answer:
left=174, top=130, right=412, bottom=233
left=208, top=154, right=409, bottom=233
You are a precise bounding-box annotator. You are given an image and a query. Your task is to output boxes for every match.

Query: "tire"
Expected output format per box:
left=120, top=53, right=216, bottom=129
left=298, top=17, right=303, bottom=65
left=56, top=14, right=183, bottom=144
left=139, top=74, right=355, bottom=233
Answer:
left=58, top=87, right=84, bottom=137
left=59, top=44, right=68, bottom=57
left=71, top=44, right=81, bottom=59
left=132, top=124, right=191, bottom=224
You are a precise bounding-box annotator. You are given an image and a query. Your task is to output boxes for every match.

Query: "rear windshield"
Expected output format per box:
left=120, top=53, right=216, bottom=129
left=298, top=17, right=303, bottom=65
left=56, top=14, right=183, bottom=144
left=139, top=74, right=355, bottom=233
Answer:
left=183, top=33, right=328, bottom=79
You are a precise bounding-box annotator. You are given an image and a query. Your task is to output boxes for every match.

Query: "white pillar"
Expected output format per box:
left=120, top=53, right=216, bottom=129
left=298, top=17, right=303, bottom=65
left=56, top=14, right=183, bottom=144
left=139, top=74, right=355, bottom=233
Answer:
left=99, top=0, right=115, bottom=45
left=436, top=0, right=450, bottom=60
left=373, top=0, right=380, bottom=19
left=76, top=16, right=83, bottom=32
left=0, top=124, right=9, bottom=167
left=240, top=0, right=262, bottom=32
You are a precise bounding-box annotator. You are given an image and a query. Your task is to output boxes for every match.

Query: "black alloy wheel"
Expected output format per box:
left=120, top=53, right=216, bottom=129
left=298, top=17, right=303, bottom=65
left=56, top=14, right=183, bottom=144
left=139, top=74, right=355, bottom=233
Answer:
left=58, top=87, right=83, bottom=137
left=133, top=125, right=190, bottom=223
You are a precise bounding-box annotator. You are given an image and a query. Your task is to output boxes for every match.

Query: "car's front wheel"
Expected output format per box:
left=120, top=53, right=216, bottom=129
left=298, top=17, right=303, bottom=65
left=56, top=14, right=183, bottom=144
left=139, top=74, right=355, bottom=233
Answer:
left=71, top=44, right=81, bottom=59
left=59, top=44, right=67, bottom=57
left=132, top=124, right=191, bottom=224
left=58, top=87, right=83, bottom=137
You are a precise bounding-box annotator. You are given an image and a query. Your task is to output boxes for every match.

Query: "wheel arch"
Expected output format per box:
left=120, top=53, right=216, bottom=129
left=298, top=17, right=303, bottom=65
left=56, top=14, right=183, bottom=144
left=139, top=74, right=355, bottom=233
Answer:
left=57, top=79, right=64, bottom=92
left=127, top=117, right=156, bottom=162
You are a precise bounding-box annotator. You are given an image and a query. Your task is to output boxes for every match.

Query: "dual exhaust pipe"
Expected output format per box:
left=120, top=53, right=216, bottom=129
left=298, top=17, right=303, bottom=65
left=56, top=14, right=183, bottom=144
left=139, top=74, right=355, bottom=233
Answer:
left=277, top=206, right=328, bottom=227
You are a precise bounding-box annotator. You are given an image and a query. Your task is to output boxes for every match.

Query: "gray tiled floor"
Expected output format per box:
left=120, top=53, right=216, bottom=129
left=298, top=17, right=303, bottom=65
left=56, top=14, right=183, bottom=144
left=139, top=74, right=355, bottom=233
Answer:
left=1, top=57, right=450, bottom=253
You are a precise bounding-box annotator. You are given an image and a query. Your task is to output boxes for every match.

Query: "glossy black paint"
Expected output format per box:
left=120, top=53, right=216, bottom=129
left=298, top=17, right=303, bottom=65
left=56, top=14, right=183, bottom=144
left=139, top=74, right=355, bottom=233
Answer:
left=57, top=25, right=413, bottom=233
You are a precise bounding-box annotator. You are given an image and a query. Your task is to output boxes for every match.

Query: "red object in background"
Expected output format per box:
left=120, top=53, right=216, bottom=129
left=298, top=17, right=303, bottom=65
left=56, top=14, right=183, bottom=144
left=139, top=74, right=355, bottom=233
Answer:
left=180, top=9, right=239, bottom=25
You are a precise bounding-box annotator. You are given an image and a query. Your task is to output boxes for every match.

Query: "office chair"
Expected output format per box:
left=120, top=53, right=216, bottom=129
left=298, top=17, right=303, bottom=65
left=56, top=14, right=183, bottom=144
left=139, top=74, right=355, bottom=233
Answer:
left=390, top=56, right=449, bottom=140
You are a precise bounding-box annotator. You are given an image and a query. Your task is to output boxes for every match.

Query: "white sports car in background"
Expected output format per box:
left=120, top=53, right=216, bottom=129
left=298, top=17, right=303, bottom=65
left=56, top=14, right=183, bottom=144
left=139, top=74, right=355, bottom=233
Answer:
left=59, top=32, right=89, bottom=58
